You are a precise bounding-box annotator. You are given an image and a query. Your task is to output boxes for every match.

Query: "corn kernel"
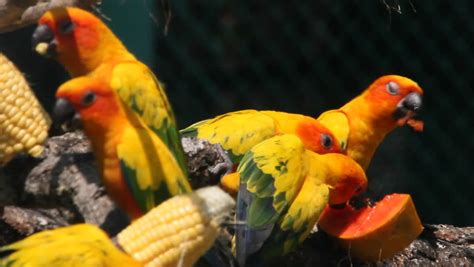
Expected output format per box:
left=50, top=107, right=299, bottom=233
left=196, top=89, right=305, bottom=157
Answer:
left=5, top=146, right=14, bottom=155
left=28, top=145, right=43, bottom=157
left=35, top=42, right=50, bottom=55
left=13, top=143, right=23, bottom=152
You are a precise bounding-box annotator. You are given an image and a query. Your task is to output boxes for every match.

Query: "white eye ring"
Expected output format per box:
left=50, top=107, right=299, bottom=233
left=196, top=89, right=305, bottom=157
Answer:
left=386, top=81, right=399, bottom=95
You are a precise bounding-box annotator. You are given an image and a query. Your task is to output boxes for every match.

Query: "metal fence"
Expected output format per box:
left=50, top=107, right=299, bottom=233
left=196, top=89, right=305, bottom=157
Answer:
left=151, top=0, right=474, bottom=226
left=1, top=1, right=472, bottom=226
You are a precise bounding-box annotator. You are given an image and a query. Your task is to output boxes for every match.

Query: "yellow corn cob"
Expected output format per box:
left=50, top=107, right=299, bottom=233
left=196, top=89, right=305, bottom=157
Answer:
left=0, top=53, right=51, bottom=164
left=118, top=186, right=235, bottom=267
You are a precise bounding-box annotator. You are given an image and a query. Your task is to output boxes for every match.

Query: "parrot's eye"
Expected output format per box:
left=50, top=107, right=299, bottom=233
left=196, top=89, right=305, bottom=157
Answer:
left=58, top=19, right=75, bottom=34
left=81, top=91, right=96, bottom=106
left=320, top=134, right=333, bottom=149
left=386, top=81, right=400, bottom=95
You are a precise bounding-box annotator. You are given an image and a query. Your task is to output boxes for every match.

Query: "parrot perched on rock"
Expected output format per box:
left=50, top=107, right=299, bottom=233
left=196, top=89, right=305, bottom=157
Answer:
left=32, top=7, right=188, bottom=176
left=182, top=110, right=342, bottom=162
left=53, top=76, right=191, bottom=220
left=317, top=75, right=424, bottom=170
left=234, top=134, right=368, bottom=266
left=181, top=110, right=343, bottom=194
left=0, top=186, right=235, bottom=267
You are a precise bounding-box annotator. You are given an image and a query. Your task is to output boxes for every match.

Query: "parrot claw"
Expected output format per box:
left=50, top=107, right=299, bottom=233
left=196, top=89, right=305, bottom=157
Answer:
left=209, top=160, right=233, bottom=179
left=208, top=145, right=234, bottom=178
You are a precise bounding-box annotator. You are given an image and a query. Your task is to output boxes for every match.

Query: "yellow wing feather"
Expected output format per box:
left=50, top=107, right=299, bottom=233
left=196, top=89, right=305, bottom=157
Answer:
left=280, top=177, right=329, bottom=252
left=0, top=224, right=141, bottom=267
left=247, top=134, right=307, bottom=210
left=110, top=62, right=174, bottom=129
left=117, top=125, right=191, bottom=213
left=183, top=110, right=277, bottom=160
left=109, top=62, right=188, bottom=174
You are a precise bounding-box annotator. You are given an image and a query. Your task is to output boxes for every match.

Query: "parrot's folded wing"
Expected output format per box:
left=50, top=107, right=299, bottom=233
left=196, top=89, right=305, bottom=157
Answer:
left=277, top=180, right=329, bottom=251
left=110, top=62, right=188, bottom=174
left=181, top=110, right=278, bottom=162
left=234, top=134, right=308, bottom=265
left=117, top=126, right=190, bottom=213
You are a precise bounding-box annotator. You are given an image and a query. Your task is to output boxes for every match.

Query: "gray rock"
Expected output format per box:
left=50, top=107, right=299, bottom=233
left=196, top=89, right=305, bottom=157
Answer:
left=0, top=131, right=129, bottom=243
left=182, top=137, right=233, bottom=188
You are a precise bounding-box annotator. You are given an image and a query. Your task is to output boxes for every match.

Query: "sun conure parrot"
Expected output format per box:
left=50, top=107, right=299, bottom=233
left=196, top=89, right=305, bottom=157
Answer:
left=0, top=224, right=142, bottom=267
left=181, top=110, right=343, bottom=194
left=31, top=7, right=188, bottom=176
left=317, top=75, right=424, bottom=170
left=233, top=134, right=368, bottom=266
left=53, top=76, right=191, bottom=220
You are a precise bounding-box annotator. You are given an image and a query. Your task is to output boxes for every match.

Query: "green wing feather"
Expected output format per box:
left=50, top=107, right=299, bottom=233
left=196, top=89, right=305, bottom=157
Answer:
left=180, top=110, right=278, bottom=163
left=258, top=180, right=329, bottom=260
left=180, top=117, right=213, bottom=138
left=235, top=135, right=333, bottom=265
left=111, top=62, right=188, bottom=175
left=117, top=126, right=191, bottom=213
left=235, top=134, right=308, bottom=265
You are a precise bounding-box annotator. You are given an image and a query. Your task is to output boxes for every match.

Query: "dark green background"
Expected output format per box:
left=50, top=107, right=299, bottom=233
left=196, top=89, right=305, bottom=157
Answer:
left=1, top=1, right=472, bottom=225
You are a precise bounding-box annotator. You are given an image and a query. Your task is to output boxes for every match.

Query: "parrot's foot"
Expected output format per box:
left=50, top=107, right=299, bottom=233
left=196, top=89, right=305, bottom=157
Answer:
left=209, top=162, right=232, bottom=179
left=208, top=146, right=233, bottom=178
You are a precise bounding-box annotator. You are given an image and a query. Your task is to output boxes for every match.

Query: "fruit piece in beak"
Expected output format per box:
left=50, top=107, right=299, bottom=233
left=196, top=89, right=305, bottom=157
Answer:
left=53, top=98, right=80, bottom=131
left=32, top=24, right=57, bottom=57
left=394, top=92, right=424, bottom=132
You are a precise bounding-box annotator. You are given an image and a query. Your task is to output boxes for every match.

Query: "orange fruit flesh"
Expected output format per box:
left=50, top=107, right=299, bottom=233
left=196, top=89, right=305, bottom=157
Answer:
left=318, top=194, right=423, bottom=262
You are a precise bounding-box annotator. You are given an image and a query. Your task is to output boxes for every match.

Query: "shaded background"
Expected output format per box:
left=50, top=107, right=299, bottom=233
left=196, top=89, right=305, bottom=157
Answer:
left=0, top=1, right=473, bottom=226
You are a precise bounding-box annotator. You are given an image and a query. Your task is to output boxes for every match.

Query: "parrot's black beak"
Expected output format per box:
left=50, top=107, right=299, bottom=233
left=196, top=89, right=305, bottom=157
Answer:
left=32, top=24, right=57, bottom=57
left=53, top=98, right=76, bottom=130
left=393, top=92, right=423, bottom=119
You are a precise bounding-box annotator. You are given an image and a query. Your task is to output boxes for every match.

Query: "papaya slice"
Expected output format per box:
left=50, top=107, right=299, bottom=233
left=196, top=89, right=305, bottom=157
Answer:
left=318, top=194, right=423, bottom=262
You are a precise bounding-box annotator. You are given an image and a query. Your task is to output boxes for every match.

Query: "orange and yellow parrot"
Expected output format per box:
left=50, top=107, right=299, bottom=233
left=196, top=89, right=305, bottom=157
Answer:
left=317, top=75, right=424, bottom=170
left=32, top=7, right=188, bottom=175
left=53, top=76, right=191, bottom=220
left=234, top=134, right=367, bottom=266
left=181, top=110, right=343, bottom=194
left=182, top=110, right=341, bottom=162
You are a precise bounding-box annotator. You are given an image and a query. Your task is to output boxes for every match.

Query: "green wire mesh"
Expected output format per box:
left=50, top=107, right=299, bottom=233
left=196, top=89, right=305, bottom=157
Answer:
left=0, top=1, right=471, bottom=226
left=153, top=1, right=474, bottom=226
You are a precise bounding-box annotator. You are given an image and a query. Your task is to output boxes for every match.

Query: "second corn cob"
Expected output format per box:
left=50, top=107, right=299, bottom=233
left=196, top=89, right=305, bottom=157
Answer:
left=118, top=186, right=235, bottom=267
